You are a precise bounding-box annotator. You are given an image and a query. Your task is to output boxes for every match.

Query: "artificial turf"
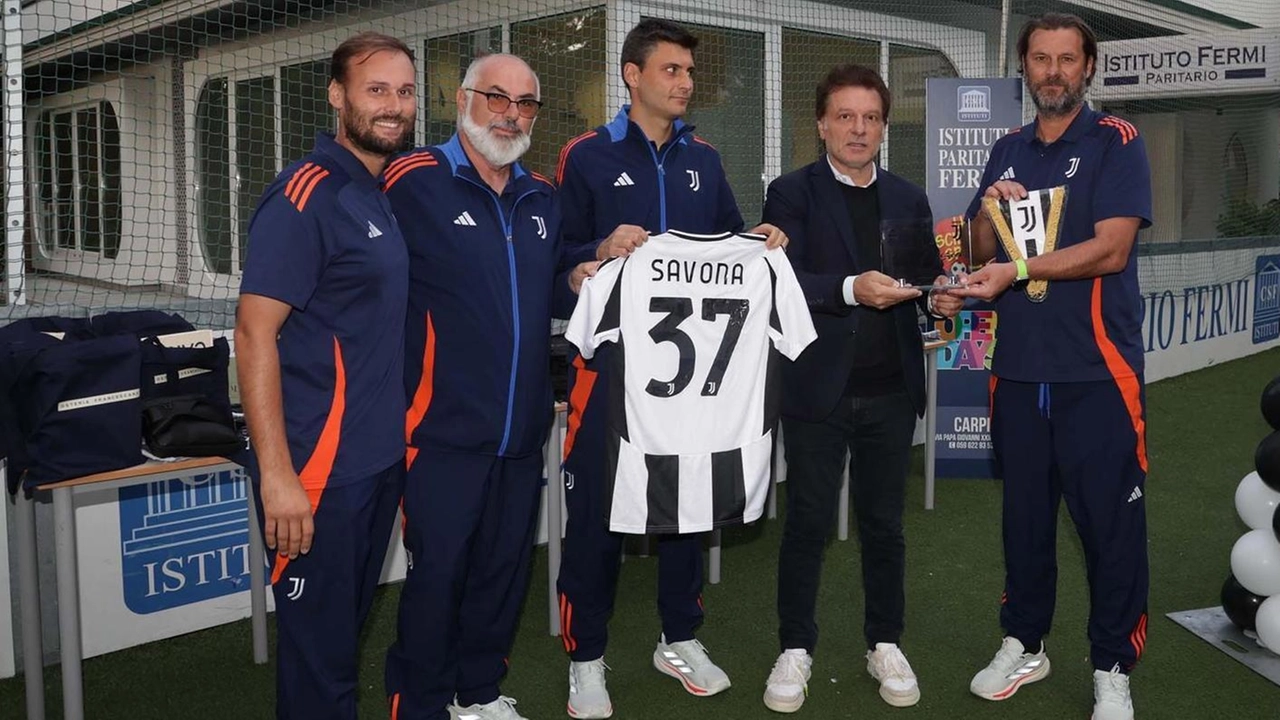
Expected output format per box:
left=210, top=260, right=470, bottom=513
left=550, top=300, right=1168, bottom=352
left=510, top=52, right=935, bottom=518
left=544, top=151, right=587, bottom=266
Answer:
left=4, top=348, right=1279, bottom=718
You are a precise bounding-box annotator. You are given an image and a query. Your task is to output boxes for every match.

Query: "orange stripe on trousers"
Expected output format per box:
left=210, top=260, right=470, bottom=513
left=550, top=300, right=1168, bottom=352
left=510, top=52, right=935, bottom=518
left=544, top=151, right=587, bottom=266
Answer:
left=404, top=313, right=436, bottom=472
left=560, top=593, right=577, bottom=652
left=1090, top=278, right=1148, bottom=473
left=562, top=356, right=597, bottom=462
left=1129, top=612, right=1148, bottom=660
left=270, top=337, right=346, bottom=586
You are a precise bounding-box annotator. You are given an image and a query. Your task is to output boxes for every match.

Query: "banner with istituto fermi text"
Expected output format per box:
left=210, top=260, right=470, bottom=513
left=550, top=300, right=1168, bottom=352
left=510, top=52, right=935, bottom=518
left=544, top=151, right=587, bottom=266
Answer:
left=925, top=78, right=1023, bottom=479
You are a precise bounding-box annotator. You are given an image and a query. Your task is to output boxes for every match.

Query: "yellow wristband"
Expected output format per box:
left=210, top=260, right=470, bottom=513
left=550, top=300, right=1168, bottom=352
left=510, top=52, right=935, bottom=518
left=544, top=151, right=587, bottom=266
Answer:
left=1014, top=258, right=1030, bottom=281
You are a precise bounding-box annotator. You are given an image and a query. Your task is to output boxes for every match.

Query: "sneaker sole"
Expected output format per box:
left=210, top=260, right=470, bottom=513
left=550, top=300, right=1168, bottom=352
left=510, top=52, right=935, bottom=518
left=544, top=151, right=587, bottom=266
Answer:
left=878, top=685, right=920, bottom=708
left=763, top=691, right=806, bottom=713
left=971, top=658, right=1052, bottom=701
left=566, top=700, right=613, bottom=719
left=652, top=653, right=731, bottom=696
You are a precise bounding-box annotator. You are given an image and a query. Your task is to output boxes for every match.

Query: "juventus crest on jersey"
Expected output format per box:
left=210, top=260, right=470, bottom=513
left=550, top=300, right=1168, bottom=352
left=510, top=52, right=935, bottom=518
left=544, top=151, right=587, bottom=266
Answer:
left=566, top=230, right=817, bottom=534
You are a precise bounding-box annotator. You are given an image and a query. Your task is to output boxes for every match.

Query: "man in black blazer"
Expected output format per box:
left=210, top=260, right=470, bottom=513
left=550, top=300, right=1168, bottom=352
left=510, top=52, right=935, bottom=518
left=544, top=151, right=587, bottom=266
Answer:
left=760, top=64, right=962, bottom=713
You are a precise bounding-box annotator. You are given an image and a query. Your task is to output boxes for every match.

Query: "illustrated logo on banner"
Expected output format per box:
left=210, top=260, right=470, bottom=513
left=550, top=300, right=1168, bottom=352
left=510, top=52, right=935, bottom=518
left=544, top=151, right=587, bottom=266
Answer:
left=119, top=469, right=254, bottom=614
left=956, top=86, right=991, bottom=122
left=1255, top=255, right=1280, bottom=345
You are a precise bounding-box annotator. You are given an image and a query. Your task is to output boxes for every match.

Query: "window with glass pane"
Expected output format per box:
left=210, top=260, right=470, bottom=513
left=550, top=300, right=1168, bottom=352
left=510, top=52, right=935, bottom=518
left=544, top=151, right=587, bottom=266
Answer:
left=675, top=22, right=765, bottom=225
left=424, top=28, right=502, bottom=147
left=236, top=76, right=277, bottom=270
left=281, top=60, right=331, bottom=166
left=77, top=107, right=101, bottom=253
left=53, top=111, right=75, bottom=249
left=511, top=7, right=607, bottom=179
left=100, top=101, right=122, bottom=259
left=781, top=29, right=880, bottom=174
left=197, top=78, right=232, bottom=275
left=887, top=44, right=957, bottom=187
left=33, top=103, right=122, bottom=257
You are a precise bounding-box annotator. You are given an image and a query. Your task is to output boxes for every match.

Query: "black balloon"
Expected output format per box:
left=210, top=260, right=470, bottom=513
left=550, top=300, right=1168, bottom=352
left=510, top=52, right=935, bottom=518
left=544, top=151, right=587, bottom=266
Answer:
left=1258, top=431, right=1280, bottom=492
left=1264, top=376, right=1280, bottom=431
left=1222, top=573, right=1268, bottom=631
left=1274, top=502, right=1280, bottom=546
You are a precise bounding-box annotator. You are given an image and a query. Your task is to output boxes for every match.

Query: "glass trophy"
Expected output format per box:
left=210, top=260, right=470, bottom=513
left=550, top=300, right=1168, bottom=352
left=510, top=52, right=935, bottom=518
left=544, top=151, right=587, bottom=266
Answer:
left=880, top=218, right=958, bottom=293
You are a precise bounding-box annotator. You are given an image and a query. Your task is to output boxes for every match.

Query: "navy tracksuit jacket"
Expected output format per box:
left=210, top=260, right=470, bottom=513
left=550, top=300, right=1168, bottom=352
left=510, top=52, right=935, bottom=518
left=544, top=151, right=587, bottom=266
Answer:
left=554, top=107, right=745, bottom=660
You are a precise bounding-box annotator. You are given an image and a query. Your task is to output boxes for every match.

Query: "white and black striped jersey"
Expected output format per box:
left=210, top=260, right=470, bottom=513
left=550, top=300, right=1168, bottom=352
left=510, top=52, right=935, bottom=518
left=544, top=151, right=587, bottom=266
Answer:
left=566, top=230, right=817, bottom=534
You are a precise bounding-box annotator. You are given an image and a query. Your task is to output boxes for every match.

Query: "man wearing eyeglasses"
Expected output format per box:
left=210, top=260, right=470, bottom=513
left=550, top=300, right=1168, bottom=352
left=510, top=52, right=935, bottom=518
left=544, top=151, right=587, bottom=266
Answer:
left=382, top=53, right=587, bottom=720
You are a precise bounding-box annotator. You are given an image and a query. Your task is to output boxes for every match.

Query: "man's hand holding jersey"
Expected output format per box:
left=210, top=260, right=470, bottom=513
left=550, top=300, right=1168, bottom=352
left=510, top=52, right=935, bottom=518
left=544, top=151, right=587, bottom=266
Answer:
left=749, top=222, right=789, bottom=250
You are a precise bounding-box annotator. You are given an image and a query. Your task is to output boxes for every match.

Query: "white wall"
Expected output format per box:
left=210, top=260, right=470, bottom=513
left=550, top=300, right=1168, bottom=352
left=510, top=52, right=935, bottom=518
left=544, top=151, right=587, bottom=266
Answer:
left=30, top=68, right=178, bottom=287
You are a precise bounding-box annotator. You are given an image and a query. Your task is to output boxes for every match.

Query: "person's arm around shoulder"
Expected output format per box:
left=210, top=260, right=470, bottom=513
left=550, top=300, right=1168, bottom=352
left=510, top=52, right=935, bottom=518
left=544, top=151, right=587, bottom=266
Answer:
left=235, top=296, right=314, bottom=561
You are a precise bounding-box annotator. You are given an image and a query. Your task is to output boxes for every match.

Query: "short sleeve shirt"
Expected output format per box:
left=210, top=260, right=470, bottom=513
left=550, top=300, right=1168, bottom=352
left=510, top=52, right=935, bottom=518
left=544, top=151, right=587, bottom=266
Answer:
left=240, top=133, right=408, bottom=486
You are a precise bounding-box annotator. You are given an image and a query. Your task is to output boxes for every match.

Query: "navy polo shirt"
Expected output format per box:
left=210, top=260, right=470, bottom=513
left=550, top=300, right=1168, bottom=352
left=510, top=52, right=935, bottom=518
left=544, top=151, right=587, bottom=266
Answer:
left=240, top=132, right=408, bottom=487
left=966, top=106, right=1152, bottom=383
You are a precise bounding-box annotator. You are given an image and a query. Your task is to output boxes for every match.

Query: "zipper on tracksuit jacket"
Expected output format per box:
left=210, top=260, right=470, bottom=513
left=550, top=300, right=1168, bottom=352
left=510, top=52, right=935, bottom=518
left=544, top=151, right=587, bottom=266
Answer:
left=458, top=173, right=539, bottom=456
left=641, top=125, right=694, bottom=233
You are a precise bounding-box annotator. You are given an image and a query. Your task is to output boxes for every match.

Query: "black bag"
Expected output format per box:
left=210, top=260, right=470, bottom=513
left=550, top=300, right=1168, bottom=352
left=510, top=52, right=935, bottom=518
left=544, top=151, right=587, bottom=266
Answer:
left=140, top=337, right=232, bottom=407
left=142, top=394, right=242, bottom=458
left=4, top=332, right=143, bottom=490
left=91, top=310, right=194, bottom=339
left=139, top=337, right=238, bottom=458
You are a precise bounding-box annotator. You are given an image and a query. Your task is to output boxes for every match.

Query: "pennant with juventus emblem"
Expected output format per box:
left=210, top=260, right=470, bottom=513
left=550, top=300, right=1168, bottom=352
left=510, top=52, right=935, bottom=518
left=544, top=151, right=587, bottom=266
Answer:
left=981, top=186, right=1068, bottom=302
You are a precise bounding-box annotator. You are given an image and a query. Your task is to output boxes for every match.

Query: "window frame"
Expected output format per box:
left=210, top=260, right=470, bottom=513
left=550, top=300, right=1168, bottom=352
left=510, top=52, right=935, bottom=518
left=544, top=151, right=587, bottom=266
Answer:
left=29, top=98, right=122, bottom=259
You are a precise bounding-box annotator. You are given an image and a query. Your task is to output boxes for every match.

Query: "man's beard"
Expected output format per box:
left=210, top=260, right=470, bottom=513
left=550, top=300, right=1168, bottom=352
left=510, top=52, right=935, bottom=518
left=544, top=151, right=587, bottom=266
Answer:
left=341, top=105, right=412, bottom=156
left=459, top=110, right=531, bottom=168
left=1029, top=74, right=1087, bottom=118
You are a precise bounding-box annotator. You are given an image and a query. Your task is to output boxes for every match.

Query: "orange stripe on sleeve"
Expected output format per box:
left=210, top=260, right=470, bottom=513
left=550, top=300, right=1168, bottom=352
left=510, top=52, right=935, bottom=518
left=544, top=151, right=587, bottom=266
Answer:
left=1099, top=117, right=1136, bottom=145
left=692, top=135, right=717, bottom=150
left=294, top=169, right=330, bottom=212
left=556, top=131, right=597, bottom=185
left=286, top=164, right=324, bottom=205
left=390, top=693, right=401, bottom=720
left=284, top=162, right=315, bottom=199
left=562, top=356, right=598, bottom=462
left=383, top=158, right=439, bottom=192
left=384, top=151, right=431, bottom=177
left=271, top=336, right=347, bottom=585
left=1090, top=278, right=1148, bottom=473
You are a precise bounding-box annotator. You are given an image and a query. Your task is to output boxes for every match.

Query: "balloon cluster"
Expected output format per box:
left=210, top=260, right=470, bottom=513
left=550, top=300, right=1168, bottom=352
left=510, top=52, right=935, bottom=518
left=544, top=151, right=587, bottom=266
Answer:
left=1223, top=376, right=1280, bottom=649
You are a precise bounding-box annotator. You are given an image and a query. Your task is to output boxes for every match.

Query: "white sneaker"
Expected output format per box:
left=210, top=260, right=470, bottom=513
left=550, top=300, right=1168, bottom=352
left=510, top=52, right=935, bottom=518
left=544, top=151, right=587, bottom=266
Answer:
left=451, top=696, right=528, bottom=720
left=567, top=658, right=613, bottom=718
left=866, top=643, right=920, bottom=707
left=969, top=637, right=1051, bottom=701
left=1092, top=665, right=1134, bottom=720
left=653, top=634, right=732, bottom=696
left=763, top=649, right=812, bottom=713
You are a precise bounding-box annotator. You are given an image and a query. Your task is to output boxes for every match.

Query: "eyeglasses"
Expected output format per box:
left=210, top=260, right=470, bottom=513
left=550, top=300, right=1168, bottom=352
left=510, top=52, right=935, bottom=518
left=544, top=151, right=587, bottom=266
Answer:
left=464, top=88, right=543, bottom=119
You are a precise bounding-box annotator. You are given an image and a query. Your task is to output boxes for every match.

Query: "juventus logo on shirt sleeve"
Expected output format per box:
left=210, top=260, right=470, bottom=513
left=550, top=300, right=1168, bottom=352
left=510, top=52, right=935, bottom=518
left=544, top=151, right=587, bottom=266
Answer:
left=564, top=231, right=817, bottom=535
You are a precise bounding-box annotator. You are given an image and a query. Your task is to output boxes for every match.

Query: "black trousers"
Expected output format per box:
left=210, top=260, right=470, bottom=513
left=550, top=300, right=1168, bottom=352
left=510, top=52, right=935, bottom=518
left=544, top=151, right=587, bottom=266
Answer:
left=777, top=391, right=917, bottom=654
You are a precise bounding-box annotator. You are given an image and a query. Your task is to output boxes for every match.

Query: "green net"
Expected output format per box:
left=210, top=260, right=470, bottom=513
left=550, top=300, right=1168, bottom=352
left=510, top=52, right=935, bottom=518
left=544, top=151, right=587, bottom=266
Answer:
left=2, top=0, right=1276, bottom=329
